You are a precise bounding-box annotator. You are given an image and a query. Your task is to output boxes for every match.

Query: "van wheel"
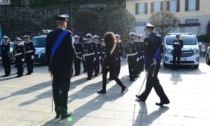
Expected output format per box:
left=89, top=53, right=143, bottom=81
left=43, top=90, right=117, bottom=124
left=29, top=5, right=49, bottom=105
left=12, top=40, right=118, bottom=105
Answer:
left=163, top=63, right=169, bottom=68
left=206, top=55, right=210, bottom=65
left=193, top=65, right=199, bottom=69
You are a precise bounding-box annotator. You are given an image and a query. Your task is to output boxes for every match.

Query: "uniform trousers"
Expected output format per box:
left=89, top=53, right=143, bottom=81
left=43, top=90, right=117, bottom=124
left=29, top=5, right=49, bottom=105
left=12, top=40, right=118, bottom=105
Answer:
left=52, top=69, right=71, bottom=109
left=2, top=56, right=11, bottom=75
left=74, top=58, right=81, bottom=75
left=16, top=57, right=24, bottom=75
left=128, top=56, right=138, bottom=79
left=25, top=55, right=33, bottom=73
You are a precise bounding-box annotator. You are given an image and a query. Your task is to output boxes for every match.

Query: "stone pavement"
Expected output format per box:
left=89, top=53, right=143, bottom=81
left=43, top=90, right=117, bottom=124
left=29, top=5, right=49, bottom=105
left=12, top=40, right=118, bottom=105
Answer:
left=0, top=58, right=210, bottom=126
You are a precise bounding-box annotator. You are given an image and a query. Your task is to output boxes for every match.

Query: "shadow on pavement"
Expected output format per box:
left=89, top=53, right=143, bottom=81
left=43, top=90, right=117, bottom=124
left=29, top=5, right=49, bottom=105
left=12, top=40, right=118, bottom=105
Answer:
left=41, top=75, right=135, bottom=126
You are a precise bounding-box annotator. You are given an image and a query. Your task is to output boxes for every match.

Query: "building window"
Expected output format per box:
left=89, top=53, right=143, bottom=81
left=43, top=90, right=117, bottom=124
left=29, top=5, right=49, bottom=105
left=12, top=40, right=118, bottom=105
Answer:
left=154, top=2, right=161, bottom=12
left=185, top=0, right=200, bottom=11
left=135, top=3, right=148, bottom=15
left=169, top=0, right=177, bottom=12
left=167, top=0, right=180, bottom=12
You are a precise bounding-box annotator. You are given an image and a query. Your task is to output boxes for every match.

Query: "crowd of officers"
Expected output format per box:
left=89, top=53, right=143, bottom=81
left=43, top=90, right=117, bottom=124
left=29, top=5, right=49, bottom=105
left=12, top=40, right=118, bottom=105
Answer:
left=73, top=32, right=145, bottom=81
left=1, top=35, right=35, bottom=77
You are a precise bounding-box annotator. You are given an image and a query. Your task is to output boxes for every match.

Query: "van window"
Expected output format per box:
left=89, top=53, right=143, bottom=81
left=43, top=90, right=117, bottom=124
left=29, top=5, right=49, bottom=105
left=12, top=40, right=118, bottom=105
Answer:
left=166, top=36, right=197, bottom=45
left=32, top=37, right=46, bottom=47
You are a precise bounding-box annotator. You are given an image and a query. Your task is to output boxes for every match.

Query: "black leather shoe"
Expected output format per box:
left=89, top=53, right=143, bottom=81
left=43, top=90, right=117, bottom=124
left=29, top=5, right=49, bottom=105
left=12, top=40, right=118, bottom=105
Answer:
left=2, top=75, right=9, bottom=77
left=136, top=95, right=145, bottom=102
left=156, top=100, right=170, bottom=106
left=86, top=77, right=92, bottom=80
left=16, top=75, right=22, bottom=78
left=60, top=108, right=72, bottom=120
left=97, top=89, right=106, bottom=94
left=55, top=107, right=60, bottom=119
left=130, top=78, right=135, bottom=81
left=121, top=86, right=127, bottom=93
left=94, top=74, right=98, bottom=77
left=25, top=73, right=31, bottom=75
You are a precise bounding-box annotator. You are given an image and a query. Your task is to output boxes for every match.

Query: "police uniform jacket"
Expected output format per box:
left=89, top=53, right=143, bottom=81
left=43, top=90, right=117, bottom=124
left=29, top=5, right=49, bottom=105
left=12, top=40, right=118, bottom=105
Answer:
left=144, top=33, right=162, bottom=71
left=116, top=42, right=123, bottom=58
left=173, top=39, right=183, bottom=55
left=95, top=42, right=103, bottom=58
left=1, top=43, right=10, bottom=59
left=13, top=44, right=24, bottom=59
left=24, top=41, right=35, bottom=57
left=74, top=42, right=83, bottom=57
left=83, top=42, right=97, bottom=57
left=46, top=28, right=77, bottom=72
left=125, top=41, right=140, bottom=58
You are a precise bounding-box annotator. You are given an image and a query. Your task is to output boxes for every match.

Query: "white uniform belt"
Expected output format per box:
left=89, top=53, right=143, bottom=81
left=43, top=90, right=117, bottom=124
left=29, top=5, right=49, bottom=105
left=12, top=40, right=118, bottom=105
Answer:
left=15, top=53, right=22, bottom=56
left=76, top=52, right=81, bottom=54
left=127, top=52, right=138, bottom=56
left=25, top=50, right=33, bottom=53
left=102, top=52, right=105, bottom=54
left=97, top=52, right=101, bottom=54
left=83, top=53, right=94, bottom=56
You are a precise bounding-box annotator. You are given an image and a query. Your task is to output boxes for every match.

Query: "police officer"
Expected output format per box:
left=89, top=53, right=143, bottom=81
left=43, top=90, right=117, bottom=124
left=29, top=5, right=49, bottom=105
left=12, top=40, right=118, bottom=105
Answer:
left=93, top=35, right=102, bottom=76
left=1, top=36, right=11, bottom=77
left=46, top=14, right=77, bottom=119
left=137, top=34, right=144, bottom=74
left=115, top=34, right=123, bottom=77
left=82, top=38, right=88, bottom=73
left=83, top=33, right=97, bottom=80
left=173, top=34, right=183, bottom=70
left=24, top=35, right=35, bottom=75
left=73, top=35, right=83, bottom=76
left=13, top=37, right=24, bottom=77
left=125, top=32, right=141, bottom=81
left=136, top=23, right=170, bottom=106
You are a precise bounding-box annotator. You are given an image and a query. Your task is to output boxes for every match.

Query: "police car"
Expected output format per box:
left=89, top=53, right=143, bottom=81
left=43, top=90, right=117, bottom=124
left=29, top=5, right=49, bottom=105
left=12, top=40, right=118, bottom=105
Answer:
left=32, top=35, right=47, bottom=64
left=163, top=33, right=200, bottom=68
left=206, top=46, right=210, bottom=65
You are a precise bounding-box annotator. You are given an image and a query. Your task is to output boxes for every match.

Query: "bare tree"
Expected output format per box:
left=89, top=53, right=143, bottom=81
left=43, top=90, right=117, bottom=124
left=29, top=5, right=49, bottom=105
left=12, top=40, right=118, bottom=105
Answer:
left=149, top=10, right=178, bottom=37
left=107, top=9, right=136, bottom=39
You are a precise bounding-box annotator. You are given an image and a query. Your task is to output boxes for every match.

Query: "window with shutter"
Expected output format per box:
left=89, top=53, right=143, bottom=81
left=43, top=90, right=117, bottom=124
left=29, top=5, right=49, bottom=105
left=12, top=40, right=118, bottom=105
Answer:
left=185, top=0, right=189, bottom=11
left=196, top=0, right=200, bottom=11
left=167, top=1, right=170, bottom=11
left=151, top=2, right=154, bottom=13
left=145, top=3, right=148, bottom=14
left=135, top=3, right=139, bottom=15
left=177, top=0, right=180, bottom=12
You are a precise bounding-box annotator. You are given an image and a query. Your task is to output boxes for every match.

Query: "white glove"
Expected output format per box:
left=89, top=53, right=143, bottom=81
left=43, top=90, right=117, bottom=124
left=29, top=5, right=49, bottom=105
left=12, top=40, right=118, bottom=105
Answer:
left=99, top=57, right=101, bottom=60
left=31, top=55, right=34, bottom=59
left=116, top=58, right=118, bottom=60
left=94, top=58, right=96, bottom=62
left=0, top=56, right=2, bottom=60
left=126, top=58, right=128, bottom=61
left=137, top=58, right=140, bottom=62
left=120, top=57, right=122, bottom=60
left=139, top=56, right=142, bottom=59
left=22, top=59, right=25, bottom=62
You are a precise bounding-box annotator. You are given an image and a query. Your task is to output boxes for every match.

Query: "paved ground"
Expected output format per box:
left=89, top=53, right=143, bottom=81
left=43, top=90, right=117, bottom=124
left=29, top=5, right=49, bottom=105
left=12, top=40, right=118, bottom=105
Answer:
left=0, top=58, right=210, bottom=126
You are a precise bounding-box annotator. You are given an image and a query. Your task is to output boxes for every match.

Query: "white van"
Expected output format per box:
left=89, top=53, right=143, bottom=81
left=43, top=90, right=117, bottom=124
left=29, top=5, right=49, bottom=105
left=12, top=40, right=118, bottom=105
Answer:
left=163, top=34, right=200, bottom=68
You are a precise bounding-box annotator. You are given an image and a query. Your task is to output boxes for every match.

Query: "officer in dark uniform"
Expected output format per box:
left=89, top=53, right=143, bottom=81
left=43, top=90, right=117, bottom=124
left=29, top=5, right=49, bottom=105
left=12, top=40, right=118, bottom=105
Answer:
left=137, top=34, right=144, bottom=75
left=125, top=32, right=141, bottom=81
left=93, top=35, right=102, bottom=76
left=13, top=37, right=24, bottom=77
left=46, top=14, right=77, bottom=120
left=83, top=33, right=97, bottom=80
left=82, top=38, right=88, bottom=73
left=173, top=34, right=183, bottom=70
left=1, top=36, right=11, bottom=77
left=136, top=23, right=170, bottom=106
left=115, top=34, right=123, bottom=77
left=73, top=35, right=83, bottom=76
left=24, top=35, right=35, bottom=75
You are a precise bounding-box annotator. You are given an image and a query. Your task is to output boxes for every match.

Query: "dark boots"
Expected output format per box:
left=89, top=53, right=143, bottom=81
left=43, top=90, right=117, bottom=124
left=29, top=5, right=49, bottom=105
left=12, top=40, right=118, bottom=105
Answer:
left=60, top=108, right=72, bottom=120
left=55, top=107, right=72, bottom=120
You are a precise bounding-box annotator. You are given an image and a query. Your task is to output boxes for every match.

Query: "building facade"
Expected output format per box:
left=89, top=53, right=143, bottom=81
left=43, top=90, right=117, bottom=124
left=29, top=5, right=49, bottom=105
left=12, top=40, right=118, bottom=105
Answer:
left=126, top=0, right=210, bottom=36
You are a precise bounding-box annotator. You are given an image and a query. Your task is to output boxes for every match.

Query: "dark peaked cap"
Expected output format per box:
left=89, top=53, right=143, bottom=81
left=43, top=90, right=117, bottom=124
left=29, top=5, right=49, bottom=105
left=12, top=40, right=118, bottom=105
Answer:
left=55, top=14, right=69, bottom=21
left=145, top=23, right=155, bottom=29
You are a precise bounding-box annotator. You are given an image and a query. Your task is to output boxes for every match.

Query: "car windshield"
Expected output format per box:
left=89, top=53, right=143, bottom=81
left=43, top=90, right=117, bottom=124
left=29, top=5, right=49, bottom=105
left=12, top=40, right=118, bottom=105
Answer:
left=32, top=37, right=46, bottom=47
left=166, top=36, right=197, bottom=45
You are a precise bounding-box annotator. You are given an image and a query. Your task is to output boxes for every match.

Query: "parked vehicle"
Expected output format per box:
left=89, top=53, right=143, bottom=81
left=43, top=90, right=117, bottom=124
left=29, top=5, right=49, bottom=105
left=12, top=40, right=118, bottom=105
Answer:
left=31, top=35, right=47, bottom=64
left=206, top=46, right=210, bottom=65
left=163, top=34, right=200, bottom=69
